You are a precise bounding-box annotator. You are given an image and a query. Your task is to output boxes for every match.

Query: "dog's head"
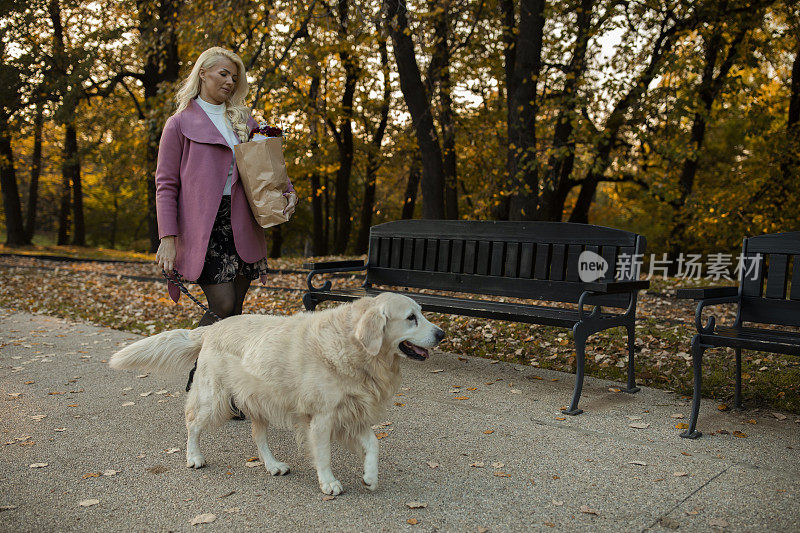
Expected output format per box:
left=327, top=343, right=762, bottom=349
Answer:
left=354, top=293, right=444, bottom=359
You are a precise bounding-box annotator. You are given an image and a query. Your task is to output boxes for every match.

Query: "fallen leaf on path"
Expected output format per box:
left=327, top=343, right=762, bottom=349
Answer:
left=675, top=423, right=689, bottom=429
left=165, top=447, right=180, bottom=454
left=121, top=402, right=134, bottom=407
left=454, top=396, right=469, bottom=400
left=483, top=430, right=494, bottom=434
left=609, top=387, right=621, bottom=392
left=554, top=417, right=566, bottom=421
left=629, top=422, right=650, bottom=429
left=732, top=431, right=747, bottom=438
left=671, top=413, right=685, bottom=419
left=54, top=428, right=66, bottom=432
left=406, top=502, right=428, bottom=509
left=102, top=470, right=119, bottom=476
left=82, top=472, right=101, bottom=479
left=407, top=518, right=419, bottom=525
left=322, top=495, right=335, bottom=501
left=245, top=461, right=262, bottom=468
left=493, top=472, right=511, bottom=477
left=626, top=415, right=643, bottom=420
left=580, top=505, right=599, bottom=516
left=552, top=500, right=563, bottom=506
left=772, top=412, right=787, bottom=420
left=190, top=513, right=216, bottom=525
left=30, top=415, right=46, bottom=420
left=0, top=505, right=18, bottom=511
left=79, top=499, right=99, bottom=507
left=673, top=472, right=688, bottom=477
left=491, top=462, right=505, bottom=468
left=717, top=404, right=729, bottom=411
left=470, top=461, right=485, bottom=468
left=429, top=369, right=444, bottom=373
left=628, top=460, right=647, bottom=466
left=708, top=518, right=729, bottom=527
left=426, top=461, right=439, bottom=469
left=29, top=463, right=48, bottom=468
left=375, top=432, right=389, bottom=440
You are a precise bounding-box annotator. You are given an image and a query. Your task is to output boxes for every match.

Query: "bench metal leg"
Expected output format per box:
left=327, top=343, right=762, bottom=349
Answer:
left=623, top=324, right=640, bottom=394
left=734, top=348, right=743, bottom=409
left=562, top=328, right=586, bottom=416
left=302, top=293, right=319, bottom=312
left=680, top=335, right=705, bottom=439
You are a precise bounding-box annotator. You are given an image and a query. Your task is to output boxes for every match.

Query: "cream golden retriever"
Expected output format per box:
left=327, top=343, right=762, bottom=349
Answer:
left=109, top=293, right=444, bottom=495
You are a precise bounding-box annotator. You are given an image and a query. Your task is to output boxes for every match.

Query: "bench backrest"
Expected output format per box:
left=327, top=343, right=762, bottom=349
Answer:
left=738, top=232, right=800, bottom=327
left=366, top=220, right=646, bottom=308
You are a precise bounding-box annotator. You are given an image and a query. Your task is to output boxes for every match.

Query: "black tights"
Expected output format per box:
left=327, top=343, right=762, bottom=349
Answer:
left=197, top=274, right=252, bottom=326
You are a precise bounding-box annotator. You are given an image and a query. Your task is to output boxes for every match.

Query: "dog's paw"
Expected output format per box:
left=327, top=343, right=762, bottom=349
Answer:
left=320, top=479, right=343, bottom=496
left=264, top=460, right=290, bottom=476
left=186, top=453, right=206, bottom=469
left=362, top=474, right=378, bottom=492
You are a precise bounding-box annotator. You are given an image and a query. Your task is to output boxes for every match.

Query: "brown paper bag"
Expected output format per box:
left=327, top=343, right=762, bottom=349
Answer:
left=234, top=137, right=291, bottom=229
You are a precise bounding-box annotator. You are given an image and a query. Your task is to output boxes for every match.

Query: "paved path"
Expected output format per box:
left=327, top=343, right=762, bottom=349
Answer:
left=1, top=308, right=798, bottom=532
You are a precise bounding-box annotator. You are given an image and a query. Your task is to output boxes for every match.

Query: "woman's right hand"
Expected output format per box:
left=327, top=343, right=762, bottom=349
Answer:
left=156, top=236, right=177, bottom=272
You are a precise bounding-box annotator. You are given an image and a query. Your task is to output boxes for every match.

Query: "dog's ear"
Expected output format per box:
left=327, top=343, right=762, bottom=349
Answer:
left=354, top=302, right=387, bottom=356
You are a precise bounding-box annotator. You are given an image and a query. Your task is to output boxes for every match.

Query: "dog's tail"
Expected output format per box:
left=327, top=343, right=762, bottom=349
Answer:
left=109, top=328, right=203, bottom=376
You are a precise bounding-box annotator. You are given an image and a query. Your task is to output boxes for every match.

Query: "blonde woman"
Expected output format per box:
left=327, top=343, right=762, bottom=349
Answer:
left=155, top=47, right=297, bottom=331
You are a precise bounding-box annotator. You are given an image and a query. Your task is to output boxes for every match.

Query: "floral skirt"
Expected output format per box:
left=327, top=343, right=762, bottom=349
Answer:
left=195, top=195, right=268, bottom=285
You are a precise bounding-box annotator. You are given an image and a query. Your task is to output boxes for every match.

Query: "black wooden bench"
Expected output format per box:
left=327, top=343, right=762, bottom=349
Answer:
left=302, top=220, right=650, bottom=415
left=676, top=231, right=800, bottom=438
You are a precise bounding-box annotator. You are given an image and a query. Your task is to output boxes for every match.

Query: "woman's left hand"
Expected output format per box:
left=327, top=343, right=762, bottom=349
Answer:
left=283, top=191, right=298, bottom=216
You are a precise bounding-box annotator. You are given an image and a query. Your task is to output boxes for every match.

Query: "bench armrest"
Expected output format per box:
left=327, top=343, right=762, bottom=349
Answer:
left=305, top=260, right=367, bottom=292
left=583, top=280, right=649, bottom=294
left=676, top=286, right=738, bottom=300
left=302, top=260, right=366, bottom=271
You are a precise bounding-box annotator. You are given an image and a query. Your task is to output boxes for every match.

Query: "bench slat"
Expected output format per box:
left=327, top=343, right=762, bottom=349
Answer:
left=413, top=238, right=426, bottom=270
left=534, top=243, right=549, bottom=279
left=423, top=239, right=435, bottom=271
left=739, top=297, right=800, bottom=327
left=391, top=237, right=402, bottom=268
left=402, top=238, right=414, bottom=270
left=304, top=288, right=625, bottom=327
left=370, top=220, right=639, bottom=246
left=438, top=240, right=451, bottom=272
left=566, top=244, right=583, bottom=282
left=490, top=241, right=504, bottom=276
left=450, top=239, right=464, bottom=273
left=477, top=241, right=491, bottom=275
left=741, top=252, right=765, bottom=297
left=601, top=245, right=617, bottom=281
left=463, top=240, right=476, bottom=274
left=550, top=244, right=566, bottom=281
left=504, top=242, right=520, bottom=278
left=765, top=254, right=789, bottom=299
left=791, top=256, right=800, bottom=301
left=365, top=267, right=631, bottom=307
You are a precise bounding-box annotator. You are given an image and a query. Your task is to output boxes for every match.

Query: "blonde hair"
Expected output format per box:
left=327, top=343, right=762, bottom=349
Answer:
left=175, top=47, right=250, bottom=142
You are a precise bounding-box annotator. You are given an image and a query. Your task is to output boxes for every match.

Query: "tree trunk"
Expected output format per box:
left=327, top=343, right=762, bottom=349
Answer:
left=669, top=24, right=748, bottom=252
left=138, top=0, right=181, bottom=252
left=539, top=0, right=593, bottom=221
left=355, top=34, right=390, bottom=254
left=0, top=114, right=26, bottom=246
left=506, top=0, right=546, bottom=221
left=269, top=225, right=282, bottom=258
left=24, top=104, right=44, bottom=242
left=57, top=157, right=71, bottom=245
left=308, top=75, right=327, bottom=256
left=67, top=122, right=85, bottom=246
left=493, top=0, right=516, bottom=220
left=384, top=0, right=445, bottom=219
left=569, top=15, right=687, bottom=223
left=401, top=158, right=421, bottom=219
left=780, top=34, right=800, bottom=190
left=332, top=0, right=356, bottom=254
left=427, top=0, right=458, bottom=220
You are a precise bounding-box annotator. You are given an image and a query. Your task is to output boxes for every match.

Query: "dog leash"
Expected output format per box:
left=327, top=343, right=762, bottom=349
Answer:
left=161, top=269, right=219, bottom=391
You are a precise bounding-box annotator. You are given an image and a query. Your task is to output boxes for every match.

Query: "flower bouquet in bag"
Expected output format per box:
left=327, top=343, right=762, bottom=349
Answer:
left=234, top=122, right=295, bottom=229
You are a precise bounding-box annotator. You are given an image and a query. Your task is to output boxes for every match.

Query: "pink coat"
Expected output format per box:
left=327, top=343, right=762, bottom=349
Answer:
left=155, top=99, right=267, bottom=301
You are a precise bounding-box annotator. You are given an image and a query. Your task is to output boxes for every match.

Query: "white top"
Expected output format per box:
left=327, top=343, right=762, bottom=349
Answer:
left=196, top=96, right=239, bottom=196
